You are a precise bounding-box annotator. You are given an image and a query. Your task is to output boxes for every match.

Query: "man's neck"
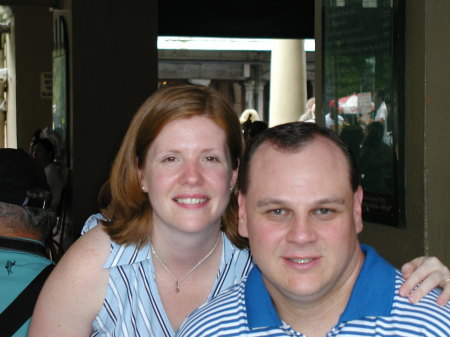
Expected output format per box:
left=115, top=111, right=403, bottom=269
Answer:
left=277, top=279, right=356, bottom=337
left=274, top=250, right=365, bottom=337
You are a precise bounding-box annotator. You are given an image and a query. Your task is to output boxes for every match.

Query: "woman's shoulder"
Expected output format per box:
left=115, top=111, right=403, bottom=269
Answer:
left=61, top=223, right=111, bottom=271
left=81, top=212, right=108, bottom=235
left=29, top=218, right=110, bottom=336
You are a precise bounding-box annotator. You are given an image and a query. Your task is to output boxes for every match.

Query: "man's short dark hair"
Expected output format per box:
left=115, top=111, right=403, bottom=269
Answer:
left=0, top=148, right=55, bottom=240
left=238, top=122, right=360, bottom=194
left=0, top=202, right=55, bottom=240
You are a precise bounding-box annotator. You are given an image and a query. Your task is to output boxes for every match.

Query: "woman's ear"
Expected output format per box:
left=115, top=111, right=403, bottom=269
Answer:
left=136, top=156, right=147, bottom=191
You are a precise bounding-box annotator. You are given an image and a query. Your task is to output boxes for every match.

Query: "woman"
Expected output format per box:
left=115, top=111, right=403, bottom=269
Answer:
left=29, top=85, right=450, bottom=337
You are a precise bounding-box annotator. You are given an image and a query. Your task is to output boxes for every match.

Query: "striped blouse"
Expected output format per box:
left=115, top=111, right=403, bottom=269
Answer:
left=82, top=214, right=253, bottom=337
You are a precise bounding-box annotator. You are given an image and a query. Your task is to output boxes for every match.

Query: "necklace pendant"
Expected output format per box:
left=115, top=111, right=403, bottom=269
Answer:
left=175, top=281, right=180, bottom=293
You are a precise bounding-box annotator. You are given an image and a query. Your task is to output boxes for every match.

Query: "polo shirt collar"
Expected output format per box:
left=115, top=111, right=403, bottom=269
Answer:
left=245, top=265, right=282, bottom=329
left=245, top=244, right=396, bottom=329
left=339, top=244, right=395, bottom=323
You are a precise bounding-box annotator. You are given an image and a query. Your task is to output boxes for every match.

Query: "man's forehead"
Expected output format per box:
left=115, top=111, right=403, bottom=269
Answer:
left=250, top=136, right=338, bottom=163
left=248, top=137, right=352, bottom=188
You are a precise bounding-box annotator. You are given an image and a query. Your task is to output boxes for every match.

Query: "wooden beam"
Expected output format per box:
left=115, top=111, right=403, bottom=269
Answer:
left=0, top=0, right=57, bottom=7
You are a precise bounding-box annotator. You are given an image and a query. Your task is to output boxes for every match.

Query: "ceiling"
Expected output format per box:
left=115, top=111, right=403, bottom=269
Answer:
left=158, top=0, right=314, bottom=39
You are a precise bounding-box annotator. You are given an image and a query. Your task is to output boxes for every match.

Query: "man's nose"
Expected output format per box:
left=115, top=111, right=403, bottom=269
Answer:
left=286, top=215, right=318, bottom=244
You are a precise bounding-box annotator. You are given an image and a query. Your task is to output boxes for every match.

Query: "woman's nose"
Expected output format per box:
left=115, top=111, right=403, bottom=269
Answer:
left=180, top=160, right=203, bottom=186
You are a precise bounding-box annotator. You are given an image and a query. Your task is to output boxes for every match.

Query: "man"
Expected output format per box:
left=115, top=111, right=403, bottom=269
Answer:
left=31, top=137, right=64, bottom=210
left=372, top=90, right=391, bottom=145
left=0, top=148, right=55, bottom=337
left=178, top=122, right=450, bottom=336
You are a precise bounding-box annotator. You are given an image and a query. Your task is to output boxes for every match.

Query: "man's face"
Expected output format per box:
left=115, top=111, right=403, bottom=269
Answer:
left=32, top=143, right=49, bottom=168
left=238, top=137, right=364, bottom=307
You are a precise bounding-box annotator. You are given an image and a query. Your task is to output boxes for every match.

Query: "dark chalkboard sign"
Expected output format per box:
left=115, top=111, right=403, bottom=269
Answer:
left=322, top=0, right=405, bottom=227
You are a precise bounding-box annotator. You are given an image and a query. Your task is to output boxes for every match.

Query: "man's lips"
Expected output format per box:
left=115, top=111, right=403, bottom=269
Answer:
left=283, top=255, right=320, bottom=267
left=288, top=258, right=315, bottom=264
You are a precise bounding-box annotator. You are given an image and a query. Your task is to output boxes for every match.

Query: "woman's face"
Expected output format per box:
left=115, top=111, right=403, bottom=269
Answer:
left=138, top=116, right=238, bottom=236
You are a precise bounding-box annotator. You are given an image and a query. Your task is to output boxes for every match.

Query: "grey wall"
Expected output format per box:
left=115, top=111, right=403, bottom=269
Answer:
left=416, top=0, right=450, bottom=264
left=67, top=0, right=158, bottom=238
left=6, top=1, right=449, bottom=264
left=10, top=5, right=52, bottom=150
left=316, top=0, right=450, bottom=268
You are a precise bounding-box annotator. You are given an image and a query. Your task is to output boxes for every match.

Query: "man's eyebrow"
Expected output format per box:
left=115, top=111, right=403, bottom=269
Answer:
left=256, top=197, right=347, bottom=208
left=256, top=198, right=286, bottom=208
left=315, top=197, right=346, bottom=205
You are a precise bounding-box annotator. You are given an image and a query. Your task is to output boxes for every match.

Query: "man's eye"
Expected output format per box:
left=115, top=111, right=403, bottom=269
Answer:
left=270, top=209, right=287, bottom=216
left=315, top=208, right=333, bottom=216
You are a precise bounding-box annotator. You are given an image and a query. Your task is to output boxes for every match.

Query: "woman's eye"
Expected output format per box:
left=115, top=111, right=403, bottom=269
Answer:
left=162, top=156, right=177, bottom=162
left=204, top=155, right=219, bottom=162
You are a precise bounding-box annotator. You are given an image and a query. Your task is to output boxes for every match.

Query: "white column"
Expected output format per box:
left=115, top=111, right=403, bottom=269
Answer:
left=269, top=39, right=307, bottom=126
left=5, top=32, right=17, bottom=148
left=190, top=79, right=211, bottom=86
left=232, top=82, right=243, bottom=113
left=257, top=81, right=265, bottom=120
left=244, top=80, right=255, bottom=109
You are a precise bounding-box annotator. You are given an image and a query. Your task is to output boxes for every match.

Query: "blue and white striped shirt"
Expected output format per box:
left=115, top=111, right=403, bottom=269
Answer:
left=178, top=244, right=450, bottom=337
left=82, top=214, right=253, bottom=337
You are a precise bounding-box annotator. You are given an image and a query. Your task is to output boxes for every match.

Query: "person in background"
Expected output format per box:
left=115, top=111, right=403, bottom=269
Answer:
left=28, top=128, right=43, bottom=154
left=0, top=149, right=55, bottom=337
left=299, top=97, right=316, bottom=123
left=239, top=108, right=260, bottom=124
left=178, top=122, right=450, bottom=337
left=30, top=86, right=450, bottom=337
left=358, top=121, right=393, bottom=194
left=372, top=90, right=392, bottom=145
left=240, top=108, right=264, bottom=143
left=31, top=138, right=64, bottom=210
left=248, top=120, right=268, bottom=139
left=325, top=112, right=345, bottom=133
left=339, top=125, right=364, bottom=162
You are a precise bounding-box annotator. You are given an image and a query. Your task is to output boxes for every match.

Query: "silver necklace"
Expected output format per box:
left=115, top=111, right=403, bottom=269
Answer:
left=151, top=234, right=221, bottom=293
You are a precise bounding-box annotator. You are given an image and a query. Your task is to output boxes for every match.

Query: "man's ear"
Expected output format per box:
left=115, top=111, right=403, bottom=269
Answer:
left=238, top=192, right=249, bottom=238
left=353, top=186, right=364, bottom=233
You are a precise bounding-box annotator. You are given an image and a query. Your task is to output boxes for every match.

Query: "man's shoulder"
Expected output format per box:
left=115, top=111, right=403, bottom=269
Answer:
left=178, top=280, right=248, bottom=336
left=334, top=272, right=449, bottom=336
left=338, top=261, right=449, bottom=336
left=192, top=280, right=246, bottom=319
left=0, top=247, right=52, bottom=313
left=385, top=272, right=450, bottom=335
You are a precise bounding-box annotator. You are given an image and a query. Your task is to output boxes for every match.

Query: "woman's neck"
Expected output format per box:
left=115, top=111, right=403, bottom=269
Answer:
left=150, top=227, right=224, bottom=331
left=151, top=225, right=222, bottom=270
